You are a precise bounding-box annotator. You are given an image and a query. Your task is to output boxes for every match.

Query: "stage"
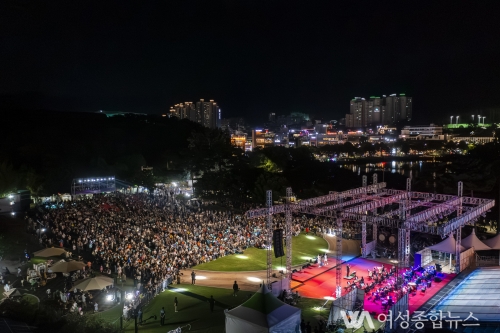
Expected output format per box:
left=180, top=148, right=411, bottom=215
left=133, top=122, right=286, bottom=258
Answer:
left=292, top=257, right=456, bottom=315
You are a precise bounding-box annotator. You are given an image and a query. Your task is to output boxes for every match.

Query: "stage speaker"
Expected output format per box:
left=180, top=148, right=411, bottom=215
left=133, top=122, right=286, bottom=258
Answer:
left=273, top=229, right=284, bottom=258
left=434, top=277, right=442, bottom=282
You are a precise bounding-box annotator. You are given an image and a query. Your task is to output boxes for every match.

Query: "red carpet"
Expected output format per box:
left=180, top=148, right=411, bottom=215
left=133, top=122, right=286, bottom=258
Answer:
left=293, top=258, right=455, bottom=315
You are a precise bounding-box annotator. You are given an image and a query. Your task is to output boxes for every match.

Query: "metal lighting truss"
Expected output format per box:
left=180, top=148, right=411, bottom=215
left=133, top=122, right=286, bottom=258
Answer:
left=285, top=187, right=293, bottom=281
left=245, top=179, right=495, bottom=319
left=266, top=190, right=273, bottom=287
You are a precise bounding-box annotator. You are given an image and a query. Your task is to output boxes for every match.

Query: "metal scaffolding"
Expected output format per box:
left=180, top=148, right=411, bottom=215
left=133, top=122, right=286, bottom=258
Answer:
left=285, top=187, right=293, bottom=280
left=266, top=190, right=273, bottom=286
left=245, top=178, right=495, bottom=317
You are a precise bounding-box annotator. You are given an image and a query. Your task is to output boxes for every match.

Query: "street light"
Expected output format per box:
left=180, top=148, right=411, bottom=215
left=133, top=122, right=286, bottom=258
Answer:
left=456, top=116, right=459, bottom=124
left=477, top=115, right=480, bottom=124
left=450, top=116, right=453, bottom=125
left=472, top=115, right=475, bottom=122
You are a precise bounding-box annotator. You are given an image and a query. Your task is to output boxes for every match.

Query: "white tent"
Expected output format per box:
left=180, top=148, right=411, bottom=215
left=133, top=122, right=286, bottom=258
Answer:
left=461, top=229, right=491, bottom=251
left=484, top=233, right=500, bottom=250
left=225, top=284, right=301, bottom=333
left=73, top=276, right=114, bottom=291
left=427, top=234, right=465, bottom=254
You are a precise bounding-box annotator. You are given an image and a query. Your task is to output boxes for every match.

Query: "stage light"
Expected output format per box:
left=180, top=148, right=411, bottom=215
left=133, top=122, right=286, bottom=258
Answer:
left=170, top=288, right=186, bottom=292
left=301, top=256, right=312, bottom=260
left=11, top=212, right=15, bottom=216
left=42, top=228, right=46, bottom=232
left=185, top=193, right=190, bottom=197
left=196, top=276, right=207, bottom=280
left=247, top=277, right=261, bottom=282
left=125, top=293, right=133, bottom=300
left=306, top=236, right=315, bottom=240
left=106, top=294, right=115, bottom=301
left=236, top=255, right=248, bottom=259
left=323, top=296, right=335, bottom=300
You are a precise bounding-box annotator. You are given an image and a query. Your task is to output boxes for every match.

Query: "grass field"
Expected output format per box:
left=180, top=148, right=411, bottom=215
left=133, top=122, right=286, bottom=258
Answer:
left=106, top=284, right=327, bottom=333
left=96, top=284, right=379, bottom=333
left=193, top=233, right=329, bottom=271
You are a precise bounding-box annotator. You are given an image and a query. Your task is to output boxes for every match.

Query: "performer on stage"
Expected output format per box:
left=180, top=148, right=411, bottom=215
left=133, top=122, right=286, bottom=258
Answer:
left=346, top=264, right=350, bottom=277
left=323, top=253, right=328, bottom=266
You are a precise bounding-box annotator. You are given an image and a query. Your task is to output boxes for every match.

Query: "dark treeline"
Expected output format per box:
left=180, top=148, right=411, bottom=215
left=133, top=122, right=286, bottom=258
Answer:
left=1, top=111, right=499, bottom=208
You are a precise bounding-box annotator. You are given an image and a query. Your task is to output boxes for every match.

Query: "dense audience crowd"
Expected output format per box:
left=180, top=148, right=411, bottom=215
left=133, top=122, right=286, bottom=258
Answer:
left=25, top=189, right=338, bottom=303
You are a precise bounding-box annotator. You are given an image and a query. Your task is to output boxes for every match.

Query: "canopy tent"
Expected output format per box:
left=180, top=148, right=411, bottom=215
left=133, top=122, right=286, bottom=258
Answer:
left=225, top=284, right=301, bottom=333
left=50, top=260, right=86, bottom=273
left=484, top=233, right=500, bottom=250
left=427, top=234, right=465, bottom=254
left=461, top=229, right=491, bottom=251
left=34, top=247, right=66, bottom=257
left=73, top=276, right=114, bottom=291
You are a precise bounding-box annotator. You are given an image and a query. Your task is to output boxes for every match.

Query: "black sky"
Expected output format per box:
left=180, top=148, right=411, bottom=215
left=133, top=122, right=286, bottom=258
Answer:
left=1, top=1, right=499, bottom=123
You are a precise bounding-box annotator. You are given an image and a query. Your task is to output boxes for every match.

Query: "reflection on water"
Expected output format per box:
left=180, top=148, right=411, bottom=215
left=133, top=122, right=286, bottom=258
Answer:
left=339, top=160, right=435, bottom=178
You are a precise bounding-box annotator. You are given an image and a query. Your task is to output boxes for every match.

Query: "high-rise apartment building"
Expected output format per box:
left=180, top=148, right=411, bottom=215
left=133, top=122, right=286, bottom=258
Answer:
left=345, top=94, right=411, bottom=127
left=170, top=99, right=221, bottom=129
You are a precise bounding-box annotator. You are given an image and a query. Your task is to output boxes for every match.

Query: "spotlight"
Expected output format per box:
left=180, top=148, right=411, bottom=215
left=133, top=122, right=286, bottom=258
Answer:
left=196, top=276, right=207, bottom=280
left=106, top=294, right=115, bottom=301
left=247, top=277, right=261, bottom=282
left=126, top=293, right=133, bottom=300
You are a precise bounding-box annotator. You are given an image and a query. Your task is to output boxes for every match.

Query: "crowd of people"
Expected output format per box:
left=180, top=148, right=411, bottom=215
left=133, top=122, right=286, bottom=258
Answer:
left=25, top=189, right=337, bottom=306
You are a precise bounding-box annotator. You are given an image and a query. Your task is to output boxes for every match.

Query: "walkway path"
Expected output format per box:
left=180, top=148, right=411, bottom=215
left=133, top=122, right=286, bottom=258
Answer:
left=182, top=235, right=361, bottom=292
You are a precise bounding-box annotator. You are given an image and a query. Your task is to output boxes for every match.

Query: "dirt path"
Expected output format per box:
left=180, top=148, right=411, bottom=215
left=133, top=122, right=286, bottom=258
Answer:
left=183, top=235, right=361, bottom=291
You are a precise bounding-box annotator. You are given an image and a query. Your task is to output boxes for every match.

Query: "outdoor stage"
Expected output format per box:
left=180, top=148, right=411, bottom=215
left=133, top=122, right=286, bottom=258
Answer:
left=292, top=257, right=456, bottom=315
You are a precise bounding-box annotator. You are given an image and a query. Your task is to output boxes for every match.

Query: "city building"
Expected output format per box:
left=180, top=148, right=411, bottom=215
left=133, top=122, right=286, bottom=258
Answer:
left=252, top=129, right=276, bottom=149
left=170, top=102, right=195, bottom=120
left=400, top=124, right=445, bottom=140
left=230, top=133, right=248, bottom=150
left=170, top=99, right=221, bottom=129
left=345, top=94, right=412, bottom=127
left=450, top=136, right=496, bottom=144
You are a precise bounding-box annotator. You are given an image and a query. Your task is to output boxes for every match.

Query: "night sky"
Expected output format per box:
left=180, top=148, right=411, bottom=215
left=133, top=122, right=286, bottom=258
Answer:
left=1, top=1, right=499, bottom=123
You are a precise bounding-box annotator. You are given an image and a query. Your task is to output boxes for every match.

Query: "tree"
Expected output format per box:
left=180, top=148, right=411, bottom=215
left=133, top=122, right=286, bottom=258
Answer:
left=458, top=140, right=468, bottom=152
left=251, top=173, right=290, bottom=203
left=25, top=169, right=45, bottom=200
left=0, top=162, right=19, bottom=197
left=341, top=142, right=356, bottom=157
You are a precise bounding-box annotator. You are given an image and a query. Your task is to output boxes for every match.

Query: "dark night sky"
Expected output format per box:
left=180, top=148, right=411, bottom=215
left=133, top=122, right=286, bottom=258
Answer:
left=1, top=1, right=499, bottom=123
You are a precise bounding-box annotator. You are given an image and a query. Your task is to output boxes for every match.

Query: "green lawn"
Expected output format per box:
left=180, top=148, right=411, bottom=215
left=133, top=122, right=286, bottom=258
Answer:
left=111, top=285, right=329, bottom=333
left=193, top=233, right=329, bottom=271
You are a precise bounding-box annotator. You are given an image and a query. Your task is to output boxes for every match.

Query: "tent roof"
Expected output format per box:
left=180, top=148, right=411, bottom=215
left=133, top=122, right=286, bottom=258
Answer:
left=226, top=283, right=300, bottom=329
left=428, top=234, right=465, bottom=254
left=484, top=233, right=500, bottom=250
left=461, top=229, right=491, bottom=251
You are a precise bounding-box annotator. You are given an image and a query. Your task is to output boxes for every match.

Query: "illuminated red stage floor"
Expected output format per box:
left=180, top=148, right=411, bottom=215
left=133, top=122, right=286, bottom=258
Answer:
left=292, top=259, right=340, bottom=283
left=292, top=257, right=456, bottom=315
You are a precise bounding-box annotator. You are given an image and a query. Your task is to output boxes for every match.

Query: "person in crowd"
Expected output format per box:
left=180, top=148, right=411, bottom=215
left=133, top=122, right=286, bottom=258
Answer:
left=232, top=281, right=239, bottom=297
left=160, top=307, right=165, bottom=325
left=208, top=295, right=215, bottom=312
